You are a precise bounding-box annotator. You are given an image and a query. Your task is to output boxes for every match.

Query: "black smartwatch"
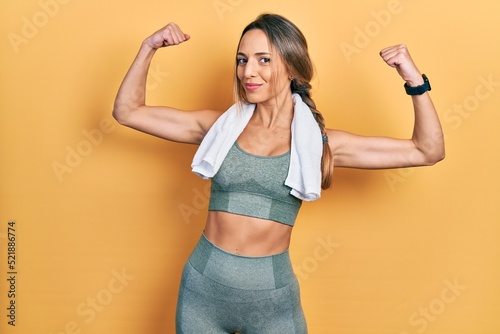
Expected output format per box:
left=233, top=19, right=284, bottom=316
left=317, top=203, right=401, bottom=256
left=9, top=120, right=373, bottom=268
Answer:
left=404, top=74, right=431, bottom=95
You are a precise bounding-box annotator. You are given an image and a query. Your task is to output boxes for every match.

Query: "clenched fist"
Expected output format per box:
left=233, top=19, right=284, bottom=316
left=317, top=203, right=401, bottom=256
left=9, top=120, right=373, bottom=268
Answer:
left=380, top=44, right=424, bottom=87
left=144, top=23, right=190, bottom=49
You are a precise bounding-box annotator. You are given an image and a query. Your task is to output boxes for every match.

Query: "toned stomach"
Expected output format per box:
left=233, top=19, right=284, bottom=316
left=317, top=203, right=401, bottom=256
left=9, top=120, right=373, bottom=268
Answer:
left=204, top=211, right=293, bottom=256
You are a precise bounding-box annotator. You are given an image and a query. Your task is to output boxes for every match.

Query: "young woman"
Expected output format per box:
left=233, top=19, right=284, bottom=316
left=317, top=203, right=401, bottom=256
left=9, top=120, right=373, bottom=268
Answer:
left=113, top=13, right=444, bottom=334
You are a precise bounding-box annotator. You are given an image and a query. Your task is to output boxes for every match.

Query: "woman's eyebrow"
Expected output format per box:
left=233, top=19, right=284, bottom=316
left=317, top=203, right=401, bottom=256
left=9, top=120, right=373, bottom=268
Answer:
left=237, top=52, right=272, bottom=57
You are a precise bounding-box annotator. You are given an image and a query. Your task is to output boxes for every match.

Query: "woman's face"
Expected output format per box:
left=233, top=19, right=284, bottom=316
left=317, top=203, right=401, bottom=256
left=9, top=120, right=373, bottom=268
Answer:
left=236, top=29, right=291, bottom=105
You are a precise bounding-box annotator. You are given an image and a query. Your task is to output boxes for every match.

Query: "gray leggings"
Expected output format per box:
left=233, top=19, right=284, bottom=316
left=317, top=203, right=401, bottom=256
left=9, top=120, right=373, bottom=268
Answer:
left=176, top=233, right=308, bottom=334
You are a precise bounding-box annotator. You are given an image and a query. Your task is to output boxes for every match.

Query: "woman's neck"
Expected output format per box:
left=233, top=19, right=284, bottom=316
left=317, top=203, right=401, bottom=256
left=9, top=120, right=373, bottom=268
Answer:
left=253, top=92, right=294, bottom=129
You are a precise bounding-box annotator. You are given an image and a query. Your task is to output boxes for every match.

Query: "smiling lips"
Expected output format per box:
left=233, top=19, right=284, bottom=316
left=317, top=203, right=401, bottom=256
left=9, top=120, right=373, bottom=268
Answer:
left=244, top=83, right=262, bottom=91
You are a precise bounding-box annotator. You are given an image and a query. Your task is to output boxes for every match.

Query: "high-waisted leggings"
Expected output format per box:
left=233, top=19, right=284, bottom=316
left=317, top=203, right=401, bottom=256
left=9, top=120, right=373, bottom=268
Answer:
left=176, top=233, right=308, bottom=334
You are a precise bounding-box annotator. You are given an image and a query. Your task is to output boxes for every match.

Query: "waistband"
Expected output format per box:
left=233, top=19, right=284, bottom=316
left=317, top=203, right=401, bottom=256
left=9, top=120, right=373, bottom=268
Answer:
left=209, top=189, right=301, bottom=226
left=187, top=233, right=295, bottom=290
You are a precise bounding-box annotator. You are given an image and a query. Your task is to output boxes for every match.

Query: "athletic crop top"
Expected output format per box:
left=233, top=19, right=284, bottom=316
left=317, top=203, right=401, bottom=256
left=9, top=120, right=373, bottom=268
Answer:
left=209, top=142, right=302, bottom=226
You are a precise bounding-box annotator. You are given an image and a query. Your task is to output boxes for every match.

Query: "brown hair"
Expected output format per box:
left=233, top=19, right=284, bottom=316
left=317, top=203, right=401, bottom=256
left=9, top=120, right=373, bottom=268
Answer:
left=234, top=13, right=333, bottom=189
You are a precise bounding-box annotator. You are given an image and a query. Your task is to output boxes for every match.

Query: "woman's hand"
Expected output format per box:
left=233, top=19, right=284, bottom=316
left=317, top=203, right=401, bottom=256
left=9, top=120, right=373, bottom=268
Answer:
left=380, top=44, right=424, bottom=87
left=144, top=23, right=190, bottom=50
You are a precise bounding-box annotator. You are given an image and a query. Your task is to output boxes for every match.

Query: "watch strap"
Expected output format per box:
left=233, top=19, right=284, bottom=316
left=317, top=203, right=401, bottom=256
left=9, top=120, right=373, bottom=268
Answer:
left=404, top=74, right=431, bottom=95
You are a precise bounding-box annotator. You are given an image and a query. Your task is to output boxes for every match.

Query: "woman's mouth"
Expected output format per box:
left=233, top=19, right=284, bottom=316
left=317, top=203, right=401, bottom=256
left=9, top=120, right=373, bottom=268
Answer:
left=244, top=83, right=262, bottom=91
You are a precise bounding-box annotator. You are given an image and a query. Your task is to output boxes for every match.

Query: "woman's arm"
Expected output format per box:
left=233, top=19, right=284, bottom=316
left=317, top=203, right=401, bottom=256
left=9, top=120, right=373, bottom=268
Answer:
left=329, top=44, right=445, bottom=169
left=112, top=23, right=221, bottom=144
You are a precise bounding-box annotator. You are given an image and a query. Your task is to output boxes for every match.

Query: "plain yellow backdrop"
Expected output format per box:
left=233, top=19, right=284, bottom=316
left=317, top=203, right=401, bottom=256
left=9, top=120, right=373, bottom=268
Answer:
left=1, top=0, right=499, bottom=333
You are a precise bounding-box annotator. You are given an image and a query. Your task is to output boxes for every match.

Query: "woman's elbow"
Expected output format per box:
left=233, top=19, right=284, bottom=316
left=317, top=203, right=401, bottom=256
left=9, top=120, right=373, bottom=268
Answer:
left=112, top=103, right=131, bottom=125
left=424, top=147, right=446, bottom=166
left=415, top=135, right=445, bottom=166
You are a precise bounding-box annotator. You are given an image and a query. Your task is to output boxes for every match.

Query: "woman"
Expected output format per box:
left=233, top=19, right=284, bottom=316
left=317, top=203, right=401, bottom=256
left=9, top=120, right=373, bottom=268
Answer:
left=113, top=13, right=444, bottom=334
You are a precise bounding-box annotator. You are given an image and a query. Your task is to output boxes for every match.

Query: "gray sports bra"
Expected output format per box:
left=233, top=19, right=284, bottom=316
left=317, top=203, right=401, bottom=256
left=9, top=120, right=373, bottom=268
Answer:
left=209, top=142, right=302, bottom=226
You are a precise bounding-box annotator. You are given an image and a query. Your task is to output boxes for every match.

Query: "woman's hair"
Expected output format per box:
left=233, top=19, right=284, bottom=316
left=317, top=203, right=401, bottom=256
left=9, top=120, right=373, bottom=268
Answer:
left=234, top=13, right=333, bottom=189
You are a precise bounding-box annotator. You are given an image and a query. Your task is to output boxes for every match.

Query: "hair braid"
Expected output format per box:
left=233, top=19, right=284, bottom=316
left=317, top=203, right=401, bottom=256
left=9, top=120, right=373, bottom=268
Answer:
left=291, top=80, right=333, bottom=189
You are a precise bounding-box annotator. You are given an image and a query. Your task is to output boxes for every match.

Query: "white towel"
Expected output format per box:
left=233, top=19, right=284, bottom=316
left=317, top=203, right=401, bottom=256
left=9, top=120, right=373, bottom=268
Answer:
left=191, top=93, right=323, bottom=201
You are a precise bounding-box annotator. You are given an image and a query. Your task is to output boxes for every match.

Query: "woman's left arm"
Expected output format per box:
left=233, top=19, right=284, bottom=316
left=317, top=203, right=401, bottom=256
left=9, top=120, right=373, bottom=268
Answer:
left=329, top=44, right=445, bottom=169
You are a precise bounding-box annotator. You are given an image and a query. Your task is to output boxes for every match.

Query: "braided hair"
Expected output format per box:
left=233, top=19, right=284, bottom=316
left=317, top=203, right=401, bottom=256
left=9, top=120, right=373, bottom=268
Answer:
left=234, top=13, right=333, bottom=189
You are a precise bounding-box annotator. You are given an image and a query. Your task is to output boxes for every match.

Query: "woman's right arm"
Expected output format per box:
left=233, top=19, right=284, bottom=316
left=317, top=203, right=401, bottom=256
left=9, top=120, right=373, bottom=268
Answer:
left=112, top=23, right=222, bottom=144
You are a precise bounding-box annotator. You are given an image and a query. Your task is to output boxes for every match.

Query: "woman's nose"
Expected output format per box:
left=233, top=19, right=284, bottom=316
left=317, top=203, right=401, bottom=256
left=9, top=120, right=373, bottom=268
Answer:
left=243, top=59, right=257, bottom=78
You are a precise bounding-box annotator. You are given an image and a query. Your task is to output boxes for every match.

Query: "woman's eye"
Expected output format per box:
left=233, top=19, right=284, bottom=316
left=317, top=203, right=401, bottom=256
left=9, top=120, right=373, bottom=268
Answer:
left=260, top=57, right=271, bottom=63
left=237, top=58, right=247, bottom=65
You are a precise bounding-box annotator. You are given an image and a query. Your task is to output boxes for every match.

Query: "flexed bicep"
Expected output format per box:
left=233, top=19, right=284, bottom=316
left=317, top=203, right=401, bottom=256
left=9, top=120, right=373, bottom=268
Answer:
left=112, top=22, right=221, bottom=144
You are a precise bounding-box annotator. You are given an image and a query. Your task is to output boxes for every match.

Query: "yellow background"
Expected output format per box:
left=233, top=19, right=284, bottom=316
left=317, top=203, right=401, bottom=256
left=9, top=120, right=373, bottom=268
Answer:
left=1, top=0, right=500, bottom=333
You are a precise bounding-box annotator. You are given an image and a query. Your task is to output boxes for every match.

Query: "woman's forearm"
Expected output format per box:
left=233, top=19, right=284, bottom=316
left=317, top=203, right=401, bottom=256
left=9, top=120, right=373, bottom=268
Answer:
left=410, top=91, right=445, bottom=165
left=112, top=42, right=157, bottom=123
left=379, top=45, right=445, bottom=166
